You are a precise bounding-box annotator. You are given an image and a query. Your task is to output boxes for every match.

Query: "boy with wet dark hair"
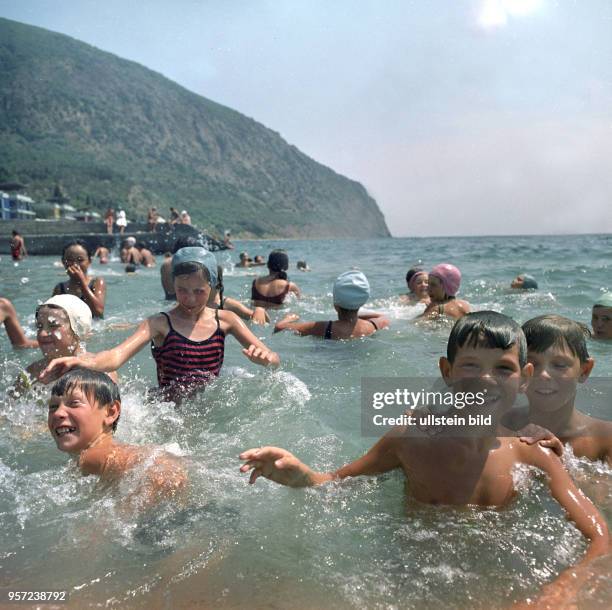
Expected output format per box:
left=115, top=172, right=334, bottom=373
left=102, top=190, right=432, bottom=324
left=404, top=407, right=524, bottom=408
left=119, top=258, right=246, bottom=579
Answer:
left=507, top=314, right=612, bottom=464
left=241, top=311, right=609, bottom=606
left=48, top=369, right=186, bottom=506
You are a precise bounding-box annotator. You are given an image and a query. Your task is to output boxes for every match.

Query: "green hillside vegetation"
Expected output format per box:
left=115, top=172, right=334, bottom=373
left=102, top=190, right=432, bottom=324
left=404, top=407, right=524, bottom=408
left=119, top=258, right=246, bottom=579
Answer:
left=0, top=17, right=390, bottom=238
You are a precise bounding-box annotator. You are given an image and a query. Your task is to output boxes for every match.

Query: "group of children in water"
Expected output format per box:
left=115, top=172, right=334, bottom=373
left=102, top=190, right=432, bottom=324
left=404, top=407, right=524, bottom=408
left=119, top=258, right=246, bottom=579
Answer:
left=2, top=239, right=612, bottom=606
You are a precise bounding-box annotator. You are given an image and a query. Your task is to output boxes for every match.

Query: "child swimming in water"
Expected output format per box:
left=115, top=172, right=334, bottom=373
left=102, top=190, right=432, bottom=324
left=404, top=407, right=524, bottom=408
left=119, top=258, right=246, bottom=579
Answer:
left=0, top=297, right=38, bottom=348
left=400, top=267, right=430, bottom=305
left=15, top=295, right=118, bottom=392
left=511, top=273, right=538, bottom=290
left=53, top=239, right=106, bottom=318
left=251, top=250, right=301, bottom=307
left=591, top=293, right=612, bottom=340
left=504, top=314, right=612, bottom=464
left=241, top=311, right=609, bottom=607
left=210, top=266, right=269, bottom=325
left=274, top=270, right=389, bottom=339
left=420, top=263, right=470, bottom=320
left=93, top=245, right=110, bottom=265
left=40, top=248, right=279, bottom=400
left=48, top=369, right=186, bottom=509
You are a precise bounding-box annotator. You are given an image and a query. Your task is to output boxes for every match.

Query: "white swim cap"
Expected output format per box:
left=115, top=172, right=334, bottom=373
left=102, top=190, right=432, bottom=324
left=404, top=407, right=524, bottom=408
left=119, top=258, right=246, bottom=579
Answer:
left=40, top=295, right=92, bottom=339
left=333, top=270, right=370, bottom=310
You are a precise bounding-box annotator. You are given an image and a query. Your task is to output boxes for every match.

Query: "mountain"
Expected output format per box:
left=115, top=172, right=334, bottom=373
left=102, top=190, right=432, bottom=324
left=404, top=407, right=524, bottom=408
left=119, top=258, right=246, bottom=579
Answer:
left=0, top=18, right=390, bottom=238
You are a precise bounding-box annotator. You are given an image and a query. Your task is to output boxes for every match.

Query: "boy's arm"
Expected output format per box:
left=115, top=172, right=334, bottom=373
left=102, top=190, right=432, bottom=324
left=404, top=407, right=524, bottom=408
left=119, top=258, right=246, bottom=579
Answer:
left=239, top=433, right=402, bottom=487
left=521, top=444, right=608, bottom=561
left=273, top=314, right=323, bottom=336
left=39, top=317, right=156, bottom=382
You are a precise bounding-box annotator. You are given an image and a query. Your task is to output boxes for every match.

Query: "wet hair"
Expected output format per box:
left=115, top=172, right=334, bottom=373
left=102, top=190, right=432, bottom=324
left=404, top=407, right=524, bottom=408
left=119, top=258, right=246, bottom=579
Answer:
left=172, top=261, right=211, bottom=284
left=522, top=314, right=591, bottom=363
left=447, top=311, right=527, bottom=367
left=62, top=239, right=92, bottom=260
left=405, top=267, right=424, bottom=284
left=267, top=250, right=289, bottom=280
left=216, top=265, right=224, bottom=304
left=51, top=369, right=121, bottom=432
left=12, top=230, right=19, bottom=236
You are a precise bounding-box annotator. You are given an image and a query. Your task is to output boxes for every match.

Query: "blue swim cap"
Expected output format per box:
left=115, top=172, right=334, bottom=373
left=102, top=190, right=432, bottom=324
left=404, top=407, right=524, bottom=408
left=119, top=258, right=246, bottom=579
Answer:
left=333, top=270, right=370, bottom=310
left=520, top=274, right=538, bottom=289
left=172, top=247, right=217, bottom=287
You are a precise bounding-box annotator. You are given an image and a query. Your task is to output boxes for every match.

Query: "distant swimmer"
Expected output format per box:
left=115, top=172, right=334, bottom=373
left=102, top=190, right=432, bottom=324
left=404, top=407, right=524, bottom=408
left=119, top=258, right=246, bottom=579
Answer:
left=511, top=274, right=538, bottom=290
left=136, top=242, right=156, bottom=267
left=251, top=250, right=301, bottom=307
left=591, top=293, right=612, bottom=340
left=93, top=245, right=110, bottom=264
left=53, top=240, right=106, bottom=318
left=9, top=230, right=27, bottom=261
left=420, top=263, right=470, bottom=320
left=400, top=267, right=430, bottom=305
left=296, top=261, right=310, bottom=272
left=274, top=270, right=389, bottom=339
left=121, top=237, right=142, bottom=266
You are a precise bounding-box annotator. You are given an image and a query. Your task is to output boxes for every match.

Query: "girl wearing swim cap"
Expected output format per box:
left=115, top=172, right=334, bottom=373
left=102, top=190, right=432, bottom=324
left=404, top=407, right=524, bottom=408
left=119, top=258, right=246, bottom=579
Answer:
left=251, top=250, right=301, bottom=307
left=40, top=248, right=280, bottom=402
left=420, top=263, right=471, bottom=320
left=274, top=270, right=389, bottom=340
left=401, top=268, right=430, bottom=305
left=15, top=295, right=118, bottom=393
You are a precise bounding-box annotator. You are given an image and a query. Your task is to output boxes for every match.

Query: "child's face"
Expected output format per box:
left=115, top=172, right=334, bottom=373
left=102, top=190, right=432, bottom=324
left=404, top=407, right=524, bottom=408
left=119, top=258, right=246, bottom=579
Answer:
left=526, top=343, right=593, bottom=412
left=36, top=307, right=79, bottom=359
left=63, top=245, right=90, bottom=274
left=174, top=271, right=211, bottom=311
left=511, top=275, right=524, bottom=289
left=48, top=386, right=116, bottom=453
left=410, top=273, right=429, bottom=297
left=427, top=275, right=445, bottom=300
left=440, top=344, right=530, bottom=415
left=592, top=306, right=612, bottom=339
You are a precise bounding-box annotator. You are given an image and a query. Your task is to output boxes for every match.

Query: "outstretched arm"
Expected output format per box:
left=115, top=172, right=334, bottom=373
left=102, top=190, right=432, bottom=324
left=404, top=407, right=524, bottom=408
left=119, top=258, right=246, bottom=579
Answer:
left=239, top=433, right=401, bottom=487
left=39, top=317, right=156, bottom=382
left=273, top=313, right=323, bottom=336
left=222, top=310, right=280, bottom=366
left=0, top=298, right=38, bottom=348
left=223, top=298, right=270, bottom=325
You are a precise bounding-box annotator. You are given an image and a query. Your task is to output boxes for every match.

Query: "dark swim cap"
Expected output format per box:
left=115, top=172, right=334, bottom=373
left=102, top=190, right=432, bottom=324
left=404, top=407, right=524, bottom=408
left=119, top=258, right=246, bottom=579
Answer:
left=520, top=274, right=538, bottom=289
left=267, top=250, right=289, bottom=272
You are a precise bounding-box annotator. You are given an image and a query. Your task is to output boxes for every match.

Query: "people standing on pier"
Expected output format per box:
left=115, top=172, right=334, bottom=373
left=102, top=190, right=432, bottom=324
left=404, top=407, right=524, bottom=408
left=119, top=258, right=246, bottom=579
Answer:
left=147, top=207, right=158, bottom=232
left=115, top=209, right=127, bottom=235
left=53, top=240, right=106, bottom=319
left=104, top=208, right=114, bottom=235
left=9, top=230, right=27, bottom=261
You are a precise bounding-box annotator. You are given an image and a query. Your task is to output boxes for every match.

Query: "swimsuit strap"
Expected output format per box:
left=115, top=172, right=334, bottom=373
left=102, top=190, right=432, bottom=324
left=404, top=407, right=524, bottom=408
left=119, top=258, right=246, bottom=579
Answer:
left=215, top=307, right=221, bottom=328
left=160, top=311, right=174, bottom=331
left=369, top=319, right=378, bottom=331
left=438, top=304, right=445, bottom=315
left=324, top=320, right=333, bottom=340
left=219, top=297, right=226, bottom=310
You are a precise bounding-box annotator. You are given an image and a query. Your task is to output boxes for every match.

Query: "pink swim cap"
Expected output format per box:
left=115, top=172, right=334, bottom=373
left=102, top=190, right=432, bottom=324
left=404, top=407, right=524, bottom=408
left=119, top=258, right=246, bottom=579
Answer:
left=430, top=264, right=461, bottom=297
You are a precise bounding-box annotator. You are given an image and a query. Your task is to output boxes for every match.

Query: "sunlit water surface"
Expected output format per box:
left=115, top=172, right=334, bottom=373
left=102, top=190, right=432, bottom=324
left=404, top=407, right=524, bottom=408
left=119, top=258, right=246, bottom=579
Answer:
left=1, top=235, right=611, bottom=609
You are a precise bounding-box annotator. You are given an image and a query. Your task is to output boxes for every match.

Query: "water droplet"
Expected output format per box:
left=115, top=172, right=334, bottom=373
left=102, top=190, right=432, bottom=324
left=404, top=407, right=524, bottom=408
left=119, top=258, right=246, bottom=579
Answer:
left=20, top=277, right=29, bottom=284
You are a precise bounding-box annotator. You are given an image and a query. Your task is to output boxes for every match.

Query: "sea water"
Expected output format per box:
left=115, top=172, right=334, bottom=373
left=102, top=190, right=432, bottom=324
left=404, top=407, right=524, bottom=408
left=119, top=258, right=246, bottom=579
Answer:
left=1, top=235, right=611, bottom=609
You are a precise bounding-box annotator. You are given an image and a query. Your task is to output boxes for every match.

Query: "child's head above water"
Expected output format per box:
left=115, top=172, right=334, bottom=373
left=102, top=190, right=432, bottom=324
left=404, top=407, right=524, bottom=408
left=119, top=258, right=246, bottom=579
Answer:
left=267, top=250, right=289, bottom=279
left=171, top=247, right=217, bottom=286
left=36, top=295, right=92, bottom=359
left=333, top=270, right=370, bottom=312
left=446, top=310, right=527, bottom=367
left=48, top=369, right=121, bottom=453
left=429, top=263, right=461, bottom=300
left=511, top=274, right=538, bottom=290
left=592, top=293, right=612, bottom=340
left=61, top=239, right=92, bottom=273
left=522, top=314, right=591, bottom=363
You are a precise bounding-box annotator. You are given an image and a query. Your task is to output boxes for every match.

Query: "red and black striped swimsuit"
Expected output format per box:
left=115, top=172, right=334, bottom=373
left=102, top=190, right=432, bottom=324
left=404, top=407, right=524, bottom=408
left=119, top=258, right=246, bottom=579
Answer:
left=151, top=310, right=225, bottom=394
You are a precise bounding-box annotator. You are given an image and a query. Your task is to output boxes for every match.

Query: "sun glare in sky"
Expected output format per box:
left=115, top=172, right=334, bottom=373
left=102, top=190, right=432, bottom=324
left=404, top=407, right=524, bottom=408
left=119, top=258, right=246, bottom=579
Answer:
left=478, top=0, right=543, bottom=29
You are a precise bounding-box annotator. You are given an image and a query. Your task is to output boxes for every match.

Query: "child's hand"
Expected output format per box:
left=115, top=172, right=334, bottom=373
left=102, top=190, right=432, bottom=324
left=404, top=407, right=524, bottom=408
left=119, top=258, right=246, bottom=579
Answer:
left=242, top=344, right=279, bottom=367
left=66, top=264, right=87, bottom=285
left=239, top=446, right=321, bottom=487
left=518, top=424, right=564, bottom=458
left=281, top=313, right=300, bottom=323
left=250, top=307, right=269, bottom=326
left=39, top=356, right=80, bottom=384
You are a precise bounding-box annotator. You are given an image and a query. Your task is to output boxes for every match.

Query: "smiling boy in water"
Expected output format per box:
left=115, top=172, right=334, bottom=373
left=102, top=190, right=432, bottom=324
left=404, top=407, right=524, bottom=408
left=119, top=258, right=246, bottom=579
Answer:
left=504, top=314, right=612, bottom=464
left=48, top=369, right=186, bottom=508
left=241, top=312, right=609, bottom=606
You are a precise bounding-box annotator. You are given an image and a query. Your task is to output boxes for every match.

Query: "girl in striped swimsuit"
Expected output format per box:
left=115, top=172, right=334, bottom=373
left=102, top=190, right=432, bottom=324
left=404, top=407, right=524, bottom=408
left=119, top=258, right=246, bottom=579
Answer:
left=39, top=248, right=280, bottom=401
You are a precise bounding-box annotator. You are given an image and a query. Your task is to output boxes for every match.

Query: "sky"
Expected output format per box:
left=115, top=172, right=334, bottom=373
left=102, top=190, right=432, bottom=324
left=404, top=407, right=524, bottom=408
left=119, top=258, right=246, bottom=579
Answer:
left=1, top=0, right=611, bottom=236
